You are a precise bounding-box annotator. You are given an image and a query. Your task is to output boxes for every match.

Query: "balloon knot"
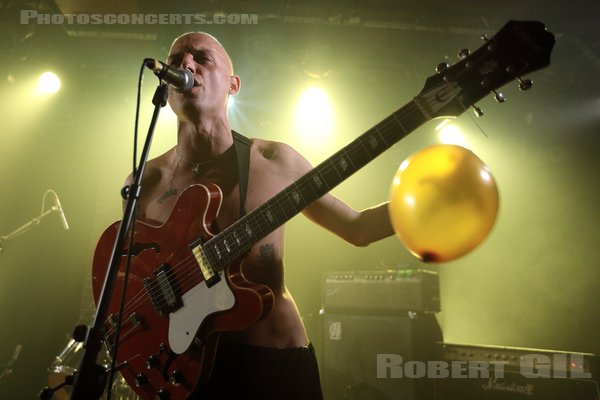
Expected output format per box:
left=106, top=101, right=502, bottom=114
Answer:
left=420, top=252, right=439, bottom=263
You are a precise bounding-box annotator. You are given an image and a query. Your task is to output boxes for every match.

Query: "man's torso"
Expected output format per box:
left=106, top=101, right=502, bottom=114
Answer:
left=131, top=137, right=309, bottom=348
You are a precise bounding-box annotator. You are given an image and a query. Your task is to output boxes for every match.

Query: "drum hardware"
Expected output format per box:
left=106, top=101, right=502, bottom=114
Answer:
left=40, top=336, right=139, bottom=400
left=39, top=374, right=76, bottom=400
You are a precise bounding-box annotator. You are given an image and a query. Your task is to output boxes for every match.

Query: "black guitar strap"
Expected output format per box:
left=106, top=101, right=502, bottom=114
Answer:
left=232, top=130, right=251, bottom=217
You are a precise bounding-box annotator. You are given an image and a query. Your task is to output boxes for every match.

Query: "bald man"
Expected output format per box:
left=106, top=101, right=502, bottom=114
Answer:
left=125, top=32, right=394, bottom=399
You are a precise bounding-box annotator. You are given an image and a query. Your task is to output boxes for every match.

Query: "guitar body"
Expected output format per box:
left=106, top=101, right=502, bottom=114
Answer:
left=92, top=184, right=274, bottom=400
left=90, top=19, right=555, bottom=400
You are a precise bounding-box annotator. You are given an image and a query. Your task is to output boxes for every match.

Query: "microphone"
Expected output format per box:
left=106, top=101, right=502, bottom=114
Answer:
left=145, top=59, right=194, bottom=93
left=52, top=193, right=70, bottom=231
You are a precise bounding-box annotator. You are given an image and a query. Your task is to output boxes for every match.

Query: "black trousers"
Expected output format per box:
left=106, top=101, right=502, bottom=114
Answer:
left=199, top=342, right=324, bottom=400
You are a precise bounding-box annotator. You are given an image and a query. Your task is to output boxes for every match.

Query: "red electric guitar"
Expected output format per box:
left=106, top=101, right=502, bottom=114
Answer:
left=92, top=20, right=555, bottom=399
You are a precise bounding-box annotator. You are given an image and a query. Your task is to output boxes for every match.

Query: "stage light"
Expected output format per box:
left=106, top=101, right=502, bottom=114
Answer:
left=294, top=86, right=333, bottom=140
left=38, top=72, right=61, bottom=94
left=436, top=120, right=469, bottom=147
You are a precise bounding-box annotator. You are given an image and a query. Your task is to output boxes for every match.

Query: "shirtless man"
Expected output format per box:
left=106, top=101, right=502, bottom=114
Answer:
left=125, top=32, right=395, bottom=399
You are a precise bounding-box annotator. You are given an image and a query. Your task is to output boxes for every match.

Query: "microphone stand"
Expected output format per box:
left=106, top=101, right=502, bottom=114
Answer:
left=69, top=83, right=169, bottom=400
left=0, top=191, right=63, bottom=257
left=0, top=344, right=22, bottom=384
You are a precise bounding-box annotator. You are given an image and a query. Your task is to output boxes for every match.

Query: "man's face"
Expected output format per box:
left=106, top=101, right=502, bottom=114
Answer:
left=166, top=33, right=235, bottom=119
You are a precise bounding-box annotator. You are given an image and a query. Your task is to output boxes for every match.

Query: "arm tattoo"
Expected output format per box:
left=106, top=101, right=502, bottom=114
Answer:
left=157, top=188, right=179, bottom=204
left=254, top=243, right=282, bottom=291
left=257, top=244, right=276, bottom=269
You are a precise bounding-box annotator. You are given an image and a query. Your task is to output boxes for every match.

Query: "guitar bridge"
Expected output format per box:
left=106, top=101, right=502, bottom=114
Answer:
left=144, top=264, right=183, bottom=316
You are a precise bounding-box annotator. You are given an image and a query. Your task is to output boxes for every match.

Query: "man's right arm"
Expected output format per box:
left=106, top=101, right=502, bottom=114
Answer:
left=267, top=140, right=395, bottom=247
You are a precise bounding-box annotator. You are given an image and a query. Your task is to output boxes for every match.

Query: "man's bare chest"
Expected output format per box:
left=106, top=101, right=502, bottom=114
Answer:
left=142, top=176, right=241, bottom=228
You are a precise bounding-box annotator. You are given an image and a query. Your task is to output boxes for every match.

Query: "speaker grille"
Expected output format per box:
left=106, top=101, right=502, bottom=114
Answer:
left=322, top=312, right=442, bottom=400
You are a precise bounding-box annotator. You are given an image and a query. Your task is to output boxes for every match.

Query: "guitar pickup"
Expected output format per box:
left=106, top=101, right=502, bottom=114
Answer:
left=189, top=240, right=221, bottom=288
left=144, top=264, right=183, bottom=316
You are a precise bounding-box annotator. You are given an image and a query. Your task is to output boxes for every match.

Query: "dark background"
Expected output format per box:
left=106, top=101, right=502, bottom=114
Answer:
left=0, top=0, right=598, bottom=398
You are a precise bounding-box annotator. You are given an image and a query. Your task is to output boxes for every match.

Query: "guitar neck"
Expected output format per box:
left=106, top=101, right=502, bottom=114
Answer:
left=198, top=19, right=557, bottom=274
left=203, top=99, right=430, bottom=271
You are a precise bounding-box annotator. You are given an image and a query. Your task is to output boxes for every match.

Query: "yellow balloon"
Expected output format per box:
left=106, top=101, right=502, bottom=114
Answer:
left=389, top=144, right=499, bottom=263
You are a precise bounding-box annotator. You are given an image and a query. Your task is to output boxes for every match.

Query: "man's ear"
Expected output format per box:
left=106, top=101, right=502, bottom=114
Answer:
left=229, top=75, right=241, bottom=95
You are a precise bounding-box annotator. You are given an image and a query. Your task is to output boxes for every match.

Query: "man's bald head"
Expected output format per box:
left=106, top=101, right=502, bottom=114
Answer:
left=168, top=32, right=234, bottom=75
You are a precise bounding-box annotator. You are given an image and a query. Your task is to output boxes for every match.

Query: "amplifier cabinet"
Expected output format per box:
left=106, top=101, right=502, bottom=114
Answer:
left=436, top=343, right=600, bottom=400
left=323, top=269, right=440, bottom=313
left=321, top=312, right=442, bottom=400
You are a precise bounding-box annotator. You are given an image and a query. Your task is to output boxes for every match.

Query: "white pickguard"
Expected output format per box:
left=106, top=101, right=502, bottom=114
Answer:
left=168, top=272, right=235, bottom=354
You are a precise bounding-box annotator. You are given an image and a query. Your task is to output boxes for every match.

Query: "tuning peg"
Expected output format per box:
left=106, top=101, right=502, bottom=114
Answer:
left=492, top=91, right=506, bottom=103
left=457, top=49, right=470, bottom=59
left=471, top=105, right=484, bottom=117
left=480, top=34, right=498, bottom=51
left=517, top=77, right=533, bottom=91
left=436, top=62, right=450, bottom=73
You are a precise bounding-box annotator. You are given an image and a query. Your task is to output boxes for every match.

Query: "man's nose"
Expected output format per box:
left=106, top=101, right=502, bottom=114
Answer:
left=181, top=52, right=196, bottom=73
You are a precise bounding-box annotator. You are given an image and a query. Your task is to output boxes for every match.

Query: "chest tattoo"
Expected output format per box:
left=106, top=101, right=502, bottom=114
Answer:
left=157, top=188, right=179, bottom=204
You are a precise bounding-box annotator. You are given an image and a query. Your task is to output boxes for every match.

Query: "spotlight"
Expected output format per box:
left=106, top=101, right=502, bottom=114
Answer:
left=436, top=121, right=468, bottom=147
left=38, top=72, right=61, bottom=94
left=294, top=87, right=333, bottom=139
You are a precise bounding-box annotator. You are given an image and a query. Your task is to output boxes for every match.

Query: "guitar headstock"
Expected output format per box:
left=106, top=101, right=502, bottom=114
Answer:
left=418, top=20, right=555, bottom=119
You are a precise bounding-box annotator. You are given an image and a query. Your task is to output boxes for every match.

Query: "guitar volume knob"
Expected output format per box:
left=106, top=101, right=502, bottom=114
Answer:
left=145, top=355, right=160, bottom=370
left=156, top=388, right=170, bottom=399
left=169, top=370, right=184, bottom=386
left=135, top=373, right=149, bottom=387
